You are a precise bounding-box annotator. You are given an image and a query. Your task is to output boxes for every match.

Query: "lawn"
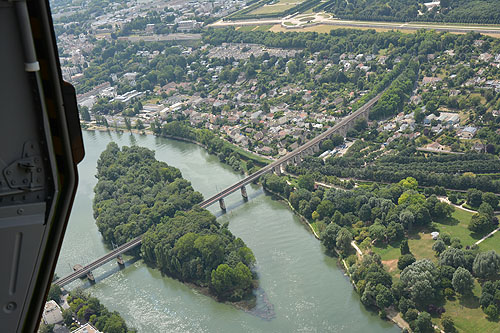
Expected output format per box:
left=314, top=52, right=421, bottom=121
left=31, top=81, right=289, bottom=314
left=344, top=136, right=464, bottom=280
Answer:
left=477, top=230, right=500, bottom=252
left=370, top=207, right=500, bottom=332
left=433, top=280, right=500, bottom=333
left=253, top=25, right=273, bottom=31
left=433, top=208, right=480, bottom=247
left=236, top=25, right=257, bottom=32
left=249, top=0, right=302, bottom=15
left=408, top=233, right=437, bottom=262
left=372, top=242, right=401, bottom=262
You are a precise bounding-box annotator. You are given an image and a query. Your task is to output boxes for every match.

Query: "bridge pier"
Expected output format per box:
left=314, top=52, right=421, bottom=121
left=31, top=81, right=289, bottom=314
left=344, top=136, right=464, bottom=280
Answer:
left=219, top=198, right=226, bottom=211
left=117, top=255, right=124, bottom=266
left=274, top=165, right=282, bottom=176
left=87, top=271, right=95, bottom=283
left=240, top=185, right=248, bottom=199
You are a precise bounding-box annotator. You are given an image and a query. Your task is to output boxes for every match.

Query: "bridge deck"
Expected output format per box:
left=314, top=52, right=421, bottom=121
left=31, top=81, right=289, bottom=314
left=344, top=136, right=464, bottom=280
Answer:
left=55, top=91, right=384, bottom=288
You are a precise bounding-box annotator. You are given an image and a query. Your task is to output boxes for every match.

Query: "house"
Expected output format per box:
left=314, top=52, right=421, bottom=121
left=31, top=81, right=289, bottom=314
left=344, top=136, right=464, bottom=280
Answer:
left=71, top=323, right=102, bottom=333
left=459, top=126, right=477, bottom=139
left=422, top=77, right=442, bottom=85
left=424, top=114, right=437, bottom=126
left=42, top=300, right=63, bottom=325
left=472, top=142, right=486, bottom=153
left=410, top=95, right=422, bottom=104
left=425, top=142, right=451, bottom=152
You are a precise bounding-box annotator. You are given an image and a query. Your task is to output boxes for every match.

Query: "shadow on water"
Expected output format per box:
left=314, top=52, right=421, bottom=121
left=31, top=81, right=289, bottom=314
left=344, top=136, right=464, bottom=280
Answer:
left=76, top=257, right=140, bottom=290
left=246, top=288, right=276, bottom=321
left=213, top=188, right=264, bottom=218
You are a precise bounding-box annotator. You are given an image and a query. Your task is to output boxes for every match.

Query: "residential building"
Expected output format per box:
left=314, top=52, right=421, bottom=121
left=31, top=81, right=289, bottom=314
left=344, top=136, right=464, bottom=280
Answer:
left=42, top=300, right=63, bottom=325
left=71, top=323, right=102, bottom=333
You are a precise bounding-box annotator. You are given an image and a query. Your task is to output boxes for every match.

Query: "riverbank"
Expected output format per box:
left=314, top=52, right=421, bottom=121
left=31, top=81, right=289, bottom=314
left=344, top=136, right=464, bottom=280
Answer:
left=56, top=130, right=400, bottom=332
left=262, top=188, right=320, bottom=239
left=183, top=280, right=276, bottom=320
left=83, top=122, right=271, bottom=175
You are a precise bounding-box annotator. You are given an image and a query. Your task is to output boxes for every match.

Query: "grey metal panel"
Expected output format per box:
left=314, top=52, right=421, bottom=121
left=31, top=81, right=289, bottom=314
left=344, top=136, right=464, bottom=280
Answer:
left=0, top=3, right=55, bottom=331
left=0, top=204, right=45, bottom=332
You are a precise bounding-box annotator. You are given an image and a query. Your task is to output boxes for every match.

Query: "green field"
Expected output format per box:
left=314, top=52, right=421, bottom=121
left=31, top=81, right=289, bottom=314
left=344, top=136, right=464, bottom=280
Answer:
left=370, top=207, right=500, bottom=332
left=435, top=281, right=500, bottom=333
left=434, top=208, right=479, bottom=247
left=254, top=25, right=273, bottom=31
left=237, top=25, right=257, bottom=32
left=249, top=0, right=304, bottom=15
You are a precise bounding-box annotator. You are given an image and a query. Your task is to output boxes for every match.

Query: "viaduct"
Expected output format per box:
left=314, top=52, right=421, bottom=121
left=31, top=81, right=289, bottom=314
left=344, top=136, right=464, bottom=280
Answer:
left=54, top=90, right=383, bottom=288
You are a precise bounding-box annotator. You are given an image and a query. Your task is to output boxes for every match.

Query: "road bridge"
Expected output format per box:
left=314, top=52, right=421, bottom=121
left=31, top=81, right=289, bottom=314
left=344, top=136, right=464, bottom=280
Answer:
left=54, top=90, right=383, bottom=287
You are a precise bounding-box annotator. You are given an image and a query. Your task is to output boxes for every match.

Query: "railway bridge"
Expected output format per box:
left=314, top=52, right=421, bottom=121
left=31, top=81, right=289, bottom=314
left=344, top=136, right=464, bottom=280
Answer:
left=54, top=90, right=383, bottom=287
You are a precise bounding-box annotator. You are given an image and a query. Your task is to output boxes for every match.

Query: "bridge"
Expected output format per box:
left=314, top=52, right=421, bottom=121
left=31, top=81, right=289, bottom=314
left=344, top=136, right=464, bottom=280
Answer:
left=54, top=91, right=383, bottom=287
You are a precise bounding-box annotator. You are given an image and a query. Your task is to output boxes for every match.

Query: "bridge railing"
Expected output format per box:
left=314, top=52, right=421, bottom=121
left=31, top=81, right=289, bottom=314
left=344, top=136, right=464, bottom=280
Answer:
left=55, top=90, right=385, bottom=288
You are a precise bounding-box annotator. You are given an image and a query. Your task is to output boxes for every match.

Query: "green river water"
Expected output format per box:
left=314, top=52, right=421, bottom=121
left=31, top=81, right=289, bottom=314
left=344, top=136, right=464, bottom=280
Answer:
left=54, top=130, right=399, bottom=332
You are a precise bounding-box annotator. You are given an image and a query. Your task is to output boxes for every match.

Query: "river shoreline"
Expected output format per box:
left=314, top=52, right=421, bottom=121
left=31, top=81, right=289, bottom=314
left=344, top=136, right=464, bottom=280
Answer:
left=70, top=129, right=400, bottom=332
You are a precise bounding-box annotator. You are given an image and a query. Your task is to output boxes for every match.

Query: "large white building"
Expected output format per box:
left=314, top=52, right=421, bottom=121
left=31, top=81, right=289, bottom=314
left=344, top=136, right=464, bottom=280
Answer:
left=71, top=323, right=102, bottom=333
left=42, top=300, right=63, bottom=325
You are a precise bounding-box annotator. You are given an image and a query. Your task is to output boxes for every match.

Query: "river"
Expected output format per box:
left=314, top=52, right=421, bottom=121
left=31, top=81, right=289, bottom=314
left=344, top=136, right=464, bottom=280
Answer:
left=54, top=130, right=399, bottom=332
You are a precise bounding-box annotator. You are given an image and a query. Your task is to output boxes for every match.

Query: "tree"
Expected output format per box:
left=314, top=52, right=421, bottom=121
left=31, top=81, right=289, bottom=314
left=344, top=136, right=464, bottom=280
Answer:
left=369, top=223, right=386, bottom=243
left=441, top=314, right=456, bottom=333
left=316, top=200, right=334, bottom=219
left=321, top=223, right=341, bottom=251
left=297, top=174, right=315, bottom=191
left=320, top=139, right=334, bottom=151
left=482, top=192, right=499, bottom=209
left=473, top=250, right=500, bottom=278
left=103, top=313, right=127, bottom=333
left=336, top=228, right=352, bottom=254
left=47, top=284, right=62, bottom=303
left=400, top=239, right=411, bottom=255
left=440, top=247, right=466, bottom=269
left=478, top=202, right=494, bottom=218
left=484, top=304, right=499, bottom=319
left=135, top=119, right=145, bottom=130
left=124, top=117, right=132, bottom=132
left=400, top=259, right=439, bottom=305
left=452, top=267, right=474, bottom=295
left=39, top=323, right=54, bottom=333
left=468, top=213, right=493, bottom=233
left=375, top=284, right=393, bottom=309
left=398, top=254, right=416, bottom=271
left=79, top=106, right=91, bottom=121
left=62, top=308, right=73, bottom=326
left=433, top=202, right=454, bottom=219
left=359, top=203, right=372, bottom=222
left=432, top=239, right=446, bottom=255
left=399, top=210, right=415, bottom=230
left=413, top=311, right=434, bottom=333
left=398, top=177, right=418, bottom=190
left=467, top=188, right=483, bottom=207
left=449, top=193, right=458, bottom=205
